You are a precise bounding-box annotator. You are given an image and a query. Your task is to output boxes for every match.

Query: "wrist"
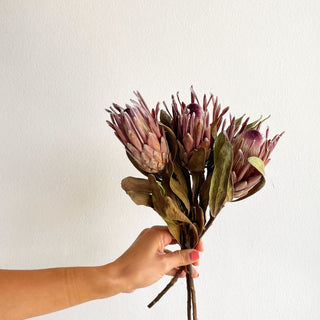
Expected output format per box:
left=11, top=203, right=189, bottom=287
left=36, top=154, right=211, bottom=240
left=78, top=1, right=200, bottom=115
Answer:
left=93, top=261, right=127, bottom=298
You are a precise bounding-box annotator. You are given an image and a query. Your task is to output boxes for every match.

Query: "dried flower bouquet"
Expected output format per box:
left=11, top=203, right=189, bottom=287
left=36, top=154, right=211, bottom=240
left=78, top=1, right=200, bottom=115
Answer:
left=106, top=87, right=283, bottom=320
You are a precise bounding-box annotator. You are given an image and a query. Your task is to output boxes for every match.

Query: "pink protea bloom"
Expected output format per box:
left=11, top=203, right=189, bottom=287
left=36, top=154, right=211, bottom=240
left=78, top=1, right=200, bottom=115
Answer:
left=167, top=87, right=229, bottom=165
left=225, top=117, right=284, bottom=199
left=106, top=92, right=169, bottom=173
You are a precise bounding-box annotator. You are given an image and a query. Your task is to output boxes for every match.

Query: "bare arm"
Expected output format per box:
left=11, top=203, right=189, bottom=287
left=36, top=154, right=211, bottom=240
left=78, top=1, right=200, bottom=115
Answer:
left=0, top=226, right=202, bottom=320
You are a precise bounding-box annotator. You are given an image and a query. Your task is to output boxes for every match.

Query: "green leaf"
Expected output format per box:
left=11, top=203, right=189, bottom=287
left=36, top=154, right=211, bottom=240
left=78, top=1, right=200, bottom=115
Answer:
left=213, top=133, right=227, bottom=163
left=187, top=147, right=206, bottom=172
left=246, top=115, right=270, bottom=130
left=226, top=174, right=234, bottom=202
left=226, top=114, right=245, bottom=136
left=209, top=135, right=234, bottom=218
left=248, top=156, right=265, bottom=177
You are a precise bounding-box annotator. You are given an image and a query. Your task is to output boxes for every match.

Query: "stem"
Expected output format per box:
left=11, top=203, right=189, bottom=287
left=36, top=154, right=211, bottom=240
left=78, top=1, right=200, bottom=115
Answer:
left=147, top=267, right=184, bottom=308
left=187, top=264, right=198, bottom=320
left=186, top=270, right=192, bottom=320
left=200, top=215, right=215, bottom=238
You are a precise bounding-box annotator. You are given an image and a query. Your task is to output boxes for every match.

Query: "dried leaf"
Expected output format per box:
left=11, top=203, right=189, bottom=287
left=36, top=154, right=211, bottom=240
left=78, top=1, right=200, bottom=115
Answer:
left=199, top=172, right=212, bottom=213
left=165, top=220, right=181, bottom=243
left=193, top=205, right=205, bottom=235
left=211, top=118, right=220, bottom=140
left=165, top=196, right=192, bottom=224
left=121, top=176, right=152, bottom=193
left=170, top=162, right=191, bottom=212
left=126, top=191, right=153, bottom=207
left=148, top=174, right=166, bottom=217
left=159, top=123, right=178, bottom=161
left=160, top=110, right=173, bottom=128
left=187, top=147, right=206, bottom=172
left=209, top=134, right=233, bottom=217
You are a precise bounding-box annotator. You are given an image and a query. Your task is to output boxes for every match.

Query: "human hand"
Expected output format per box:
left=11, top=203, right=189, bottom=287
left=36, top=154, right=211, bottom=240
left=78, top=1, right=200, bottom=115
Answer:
left=111, top=226, right=204, bottom=293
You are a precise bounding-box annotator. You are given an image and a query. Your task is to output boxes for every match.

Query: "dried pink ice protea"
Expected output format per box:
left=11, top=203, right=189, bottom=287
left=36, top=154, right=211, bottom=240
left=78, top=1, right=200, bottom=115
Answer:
left=225, top=116, right=284, bottom=199
left=106, top=92, right=169, bottom=173
left=165, top=87, right=229, bottom=166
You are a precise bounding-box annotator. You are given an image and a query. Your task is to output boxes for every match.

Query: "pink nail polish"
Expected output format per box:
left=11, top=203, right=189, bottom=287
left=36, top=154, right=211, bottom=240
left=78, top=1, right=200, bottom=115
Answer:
left=189, top=250, right=199, bottom=261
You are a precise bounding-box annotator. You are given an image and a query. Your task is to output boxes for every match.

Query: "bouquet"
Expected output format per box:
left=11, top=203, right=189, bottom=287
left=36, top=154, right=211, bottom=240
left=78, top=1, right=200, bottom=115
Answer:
left=106, top=87, right=283, bottom=320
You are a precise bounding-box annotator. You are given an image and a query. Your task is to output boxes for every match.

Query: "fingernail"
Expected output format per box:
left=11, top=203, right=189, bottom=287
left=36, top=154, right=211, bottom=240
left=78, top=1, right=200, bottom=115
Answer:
left=189, top=250, right=199, bottom=261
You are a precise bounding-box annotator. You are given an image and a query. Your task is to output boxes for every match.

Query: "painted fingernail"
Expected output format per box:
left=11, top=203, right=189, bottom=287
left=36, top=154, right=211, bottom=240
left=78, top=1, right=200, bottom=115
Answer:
left=189, top=250, right=199, bottom=261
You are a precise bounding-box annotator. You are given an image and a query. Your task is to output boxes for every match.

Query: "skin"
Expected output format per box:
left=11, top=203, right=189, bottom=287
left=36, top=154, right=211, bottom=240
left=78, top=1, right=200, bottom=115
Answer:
left=0, top=226, right=203, bottom=320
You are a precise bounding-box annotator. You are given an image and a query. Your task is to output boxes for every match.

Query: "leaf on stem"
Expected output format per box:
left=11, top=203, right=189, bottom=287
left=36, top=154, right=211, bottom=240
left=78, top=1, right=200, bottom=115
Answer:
left=199, top=172, right=212, bottom=214
left=148, top=174, right=167, bottom=217
left=126, top=191, right=153, bottom=207
left=193, top=205, right=205, bottom=235
left=121, top=176, right=153, bottom=193
left=245, top=115, right=270, bottom=130
left=209, top=133, right=234, bottom=218
left=160, top=123, right=178, bottom=161
left=170, top=161, right=191, bottom=212
left=187, top=147, right=206, bottom=173
left=160, top=110, right=173, bottom=128
left=121, top=176, right=153, bottom=207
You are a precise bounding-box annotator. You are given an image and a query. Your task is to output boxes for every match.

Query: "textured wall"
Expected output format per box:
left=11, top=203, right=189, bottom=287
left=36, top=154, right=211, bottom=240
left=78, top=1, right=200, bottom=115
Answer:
left=1, top=1, right=319, bottom=319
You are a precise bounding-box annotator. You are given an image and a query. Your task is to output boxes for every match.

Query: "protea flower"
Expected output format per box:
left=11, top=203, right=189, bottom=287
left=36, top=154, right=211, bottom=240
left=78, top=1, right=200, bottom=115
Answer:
left=225, top=116, right=284, bottom=199
left=166, top=87, right=229, bottom=165
left=106, top=92, right=169, bottom=173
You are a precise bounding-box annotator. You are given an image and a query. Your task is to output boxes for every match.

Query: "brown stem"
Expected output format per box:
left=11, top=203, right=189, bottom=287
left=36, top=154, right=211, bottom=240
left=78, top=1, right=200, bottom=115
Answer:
left=186, top=268, right=192, bottom=320
left=187, top=264, right=198, bottom=320
left=200, top=215, right=215, bottom=238
left=147, top=267, right=184, bottom=308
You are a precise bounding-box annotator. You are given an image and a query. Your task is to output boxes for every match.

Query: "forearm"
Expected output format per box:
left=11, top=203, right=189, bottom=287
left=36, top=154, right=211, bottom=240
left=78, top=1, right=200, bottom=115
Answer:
left=0, top=264, right=122, bottom=320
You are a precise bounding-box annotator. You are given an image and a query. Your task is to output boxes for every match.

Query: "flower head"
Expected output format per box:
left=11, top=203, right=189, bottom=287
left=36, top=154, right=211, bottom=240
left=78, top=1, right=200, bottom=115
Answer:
left=225, top=116, right=284, bottom=199
left=106, top=92, right=169, bottom=173
left=166, top=87, right=229, bottom=165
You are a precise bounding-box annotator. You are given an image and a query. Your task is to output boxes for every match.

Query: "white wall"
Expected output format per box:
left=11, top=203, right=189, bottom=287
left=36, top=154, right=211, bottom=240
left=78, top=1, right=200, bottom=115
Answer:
left=1, top=1, right=319, bottom=319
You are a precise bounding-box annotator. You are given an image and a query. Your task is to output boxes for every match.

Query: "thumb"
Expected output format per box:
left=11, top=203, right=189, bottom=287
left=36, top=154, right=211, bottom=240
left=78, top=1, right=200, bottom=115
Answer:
left=164, top=249, right=200, bottom=270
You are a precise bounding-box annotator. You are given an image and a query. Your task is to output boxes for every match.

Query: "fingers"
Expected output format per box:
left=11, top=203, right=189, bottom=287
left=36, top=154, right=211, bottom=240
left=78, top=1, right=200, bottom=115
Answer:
left=196, top=239, right=204, bottom=252
left=166, top=267, right=199, bottom=278
left=164, top=249, right=200, bottom=270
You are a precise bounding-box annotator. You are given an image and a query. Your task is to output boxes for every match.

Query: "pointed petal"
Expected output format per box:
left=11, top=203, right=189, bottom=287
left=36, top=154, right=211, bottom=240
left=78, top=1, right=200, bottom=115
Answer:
left=183, top=133, right=194, bottom=153
left=147, top=132, right=161, bottom=151
left=160, top=136, right=168, bottom=154
left=143, top=144, right=154, bottom=158
left=153, top=150, right=162, bottom=162
left=128, top=130, right=142, bottom=151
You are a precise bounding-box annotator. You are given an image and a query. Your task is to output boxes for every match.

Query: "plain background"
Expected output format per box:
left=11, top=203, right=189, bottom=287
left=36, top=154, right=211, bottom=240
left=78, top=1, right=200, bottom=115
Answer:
left=1, top=1, right=319, bottom=319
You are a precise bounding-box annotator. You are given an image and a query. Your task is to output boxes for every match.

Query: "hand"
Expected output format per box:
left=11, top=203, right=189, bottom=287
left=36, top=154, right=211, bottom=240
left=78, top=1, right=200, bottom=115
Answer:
left=112, top=226, right=204, bottom=293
